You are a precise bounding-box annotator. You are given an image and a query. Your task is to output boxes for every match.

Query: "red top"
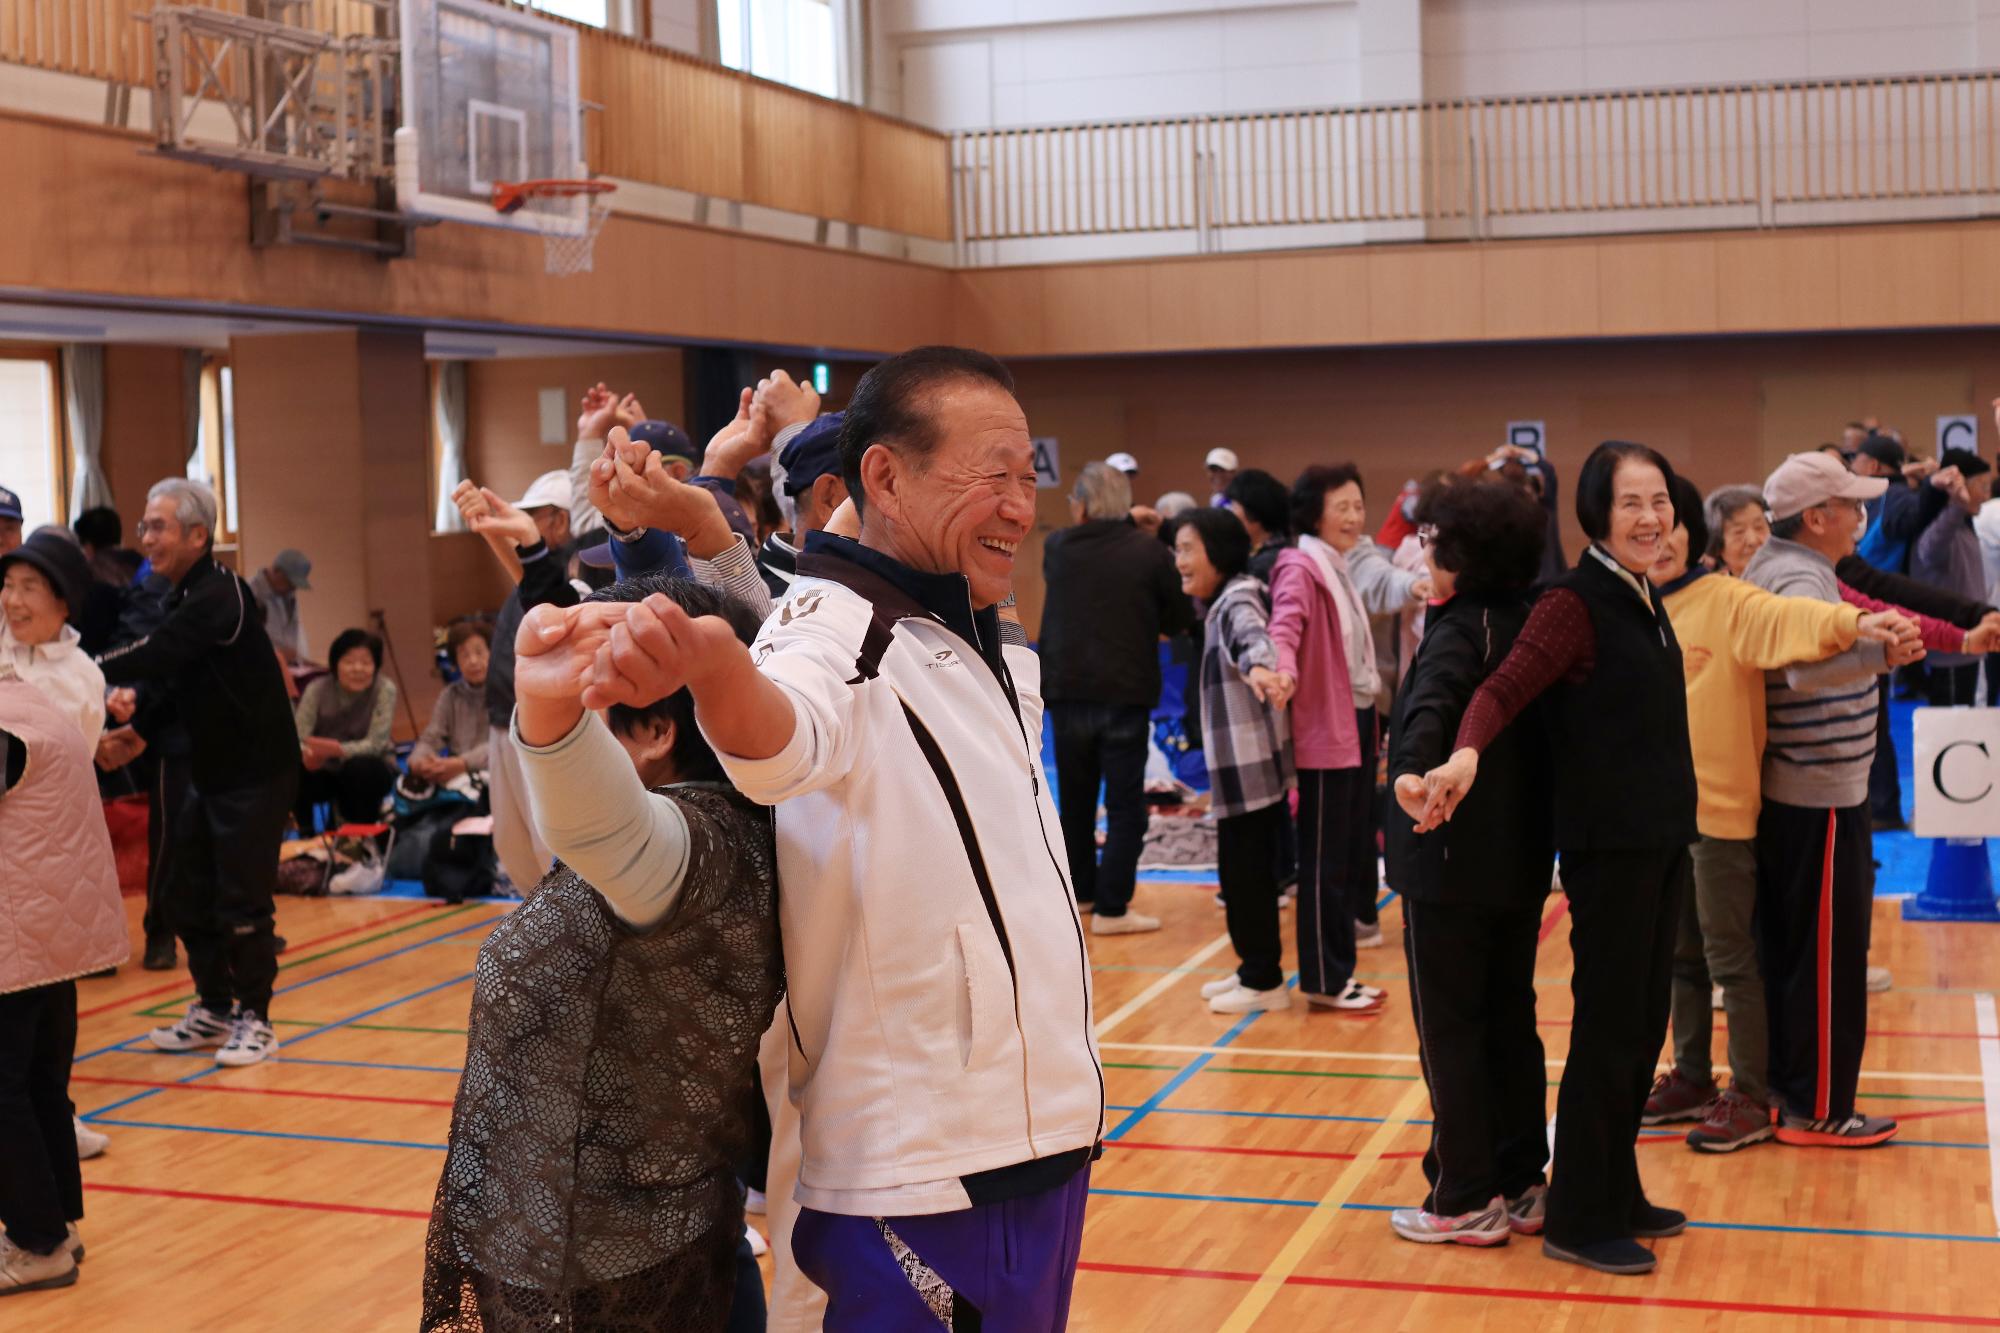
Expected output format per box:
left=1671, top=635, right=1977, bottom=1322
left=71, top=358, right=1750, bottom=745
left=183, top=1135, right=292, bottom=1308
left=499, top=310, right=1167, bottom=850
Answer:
left=1454, top=587, right=1595, bottom=754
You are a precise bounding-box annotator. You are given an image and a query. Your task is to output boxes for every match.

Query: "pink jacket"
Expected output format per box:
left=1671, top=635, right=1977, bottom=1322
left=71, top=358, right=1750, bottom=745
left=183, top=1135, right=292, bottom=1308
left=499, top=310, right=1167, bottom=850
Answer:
left=0, top=679, right=128, bottom=995
left=1268, top=548, right=1362, bottom=771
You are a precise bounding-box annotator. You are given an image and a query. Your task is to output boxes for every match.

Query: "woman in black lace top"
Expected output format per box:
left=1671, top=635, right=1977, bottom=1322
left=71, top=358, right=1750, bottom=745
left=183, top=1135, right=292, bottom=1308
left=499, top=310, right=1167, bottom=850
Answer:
left=421, top=577, right=780, bottom=1333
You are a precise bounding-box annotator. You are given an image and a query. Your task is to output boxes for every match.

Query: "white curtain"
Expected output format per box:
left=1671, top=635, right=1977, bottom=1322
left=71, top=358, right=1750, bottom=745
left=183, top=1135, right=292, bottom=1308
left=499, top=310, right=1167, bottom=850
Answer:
left=181, top=349, right=206, bottom=482
left=63, top=344, right=111, bottom=515
left=433, top=361, right=469, bottom=532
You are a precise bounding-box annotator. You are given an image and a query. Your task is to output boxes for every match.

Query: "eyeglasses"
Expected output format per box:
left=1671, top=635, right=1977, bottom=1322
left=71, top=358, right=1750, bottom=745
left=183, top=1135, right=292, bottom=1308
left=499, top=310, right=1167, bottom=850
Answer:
left=134, top=519, right=175, bottom=539
left=1416, top=524, right=1438, bottom=548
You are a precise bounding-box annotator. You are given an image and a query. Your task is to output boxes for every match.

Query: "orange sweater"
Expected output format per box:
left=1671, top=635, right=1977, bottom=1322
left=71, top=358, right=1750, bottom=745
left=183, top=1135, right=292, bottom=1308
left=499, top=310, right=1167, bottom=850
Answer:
left=1660, top=572, right=1863, bottom=840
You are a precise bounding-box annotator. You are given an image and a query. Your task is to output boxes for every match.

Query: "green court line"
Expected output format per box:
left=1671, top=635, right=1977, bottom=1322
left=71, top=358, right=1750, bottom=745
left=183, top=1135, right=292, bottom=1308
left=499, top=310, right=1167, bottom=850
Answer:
left=1206, top=1065, right=1422, bottom=1083
left=1105, top=1061, right=1182, bottom=1071
left=1094, top=964, right=1235, bottom=976
left=136, top=906, right=484, bottom=1018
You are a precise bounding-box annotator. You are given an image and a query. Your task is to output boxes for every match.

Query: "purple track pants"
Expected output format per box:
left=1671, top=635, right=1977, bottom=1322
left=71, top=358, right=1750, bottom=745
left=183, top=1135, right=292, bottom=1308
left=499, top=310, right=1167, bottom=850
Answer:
left=792, top=1166, right=1091, bottom=1331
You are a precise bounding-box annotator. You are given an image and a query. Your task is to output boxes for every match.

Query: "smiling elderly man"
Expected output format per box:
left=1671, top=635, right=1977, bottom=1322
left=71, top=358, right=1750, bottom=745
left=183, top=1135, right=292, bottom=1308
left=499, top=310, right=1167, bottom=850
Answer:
left=515, top=346, right=1102, bottom=1330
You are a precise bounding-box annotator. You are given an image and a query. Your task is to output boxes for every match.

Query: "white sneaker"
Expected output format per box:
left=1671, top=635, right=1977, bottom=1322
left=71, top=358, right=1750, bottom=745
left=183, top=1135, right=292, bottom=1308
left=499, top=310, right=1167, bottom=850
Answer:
left=1711, top=984, right=1725, bottom=1011
left=215, top=1013, right=280, bottom=1067
left=1210, top=982, right=1291, bottom=1014
left=1390, top=1195, right=1510, bottom=1246
left=1201, top=976, right=1244, bottom=999
left=745, top=1222, right=769, bottom=1258
left=1090, top=911, right=1161, bottom=936
left=1866, top=965, right=1892, bottom=993
left=744, top=1187, right=766, bottom=1216
left=73, top=1118, right=108, bottom=1161
left=64, top=1224, right=83, bottom=1264
left=148, top=1003, right=235, bottom=1052
left=0, top=1234, right=77, bottom=1294
left=1303, top=981, right=1386, bottom=1012
left=1355, top=920, right=1385, bottom=949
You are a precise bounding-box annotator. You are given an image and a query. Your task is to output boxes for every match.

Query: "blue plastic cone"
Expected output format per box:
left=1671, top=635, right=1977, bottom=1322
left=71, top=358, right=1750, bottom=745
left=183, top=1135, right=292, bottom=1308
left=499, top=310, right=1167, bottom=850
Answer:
left=1902, top=837, right=2000, bottom=922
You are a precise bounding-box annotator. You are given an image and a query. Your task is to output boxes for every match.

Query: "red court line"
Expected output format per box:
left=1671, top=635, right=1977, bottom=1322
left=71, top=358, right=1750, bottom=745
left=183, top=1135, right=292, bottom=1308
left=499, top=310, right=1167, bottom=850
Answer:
left=70, top=1075, right=455, bottom=1109
left=1536, top=896, right=1569, bottom=944
left=76, top=902, right=442, bottom=1019
left=1074, top=1260, right=2000, bottom=1327
left=1537, top=1018, right=1990, bottom=1042
left=1111, top=1140, right=1424, bottom=1163
left=85, top=1182, right=428, bottom=1221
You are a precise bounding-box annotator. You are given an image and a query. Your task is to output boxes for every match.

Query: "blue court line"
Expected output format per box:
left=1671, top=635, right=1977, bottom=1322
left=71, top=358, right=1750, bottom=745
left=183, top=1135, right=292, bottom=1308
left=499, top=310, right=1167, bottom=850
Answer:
left=73, top=911, right=498, bottom=1065
left=1106, top=1104, right=1979, bottom=1148
left=1105, top=889, right=1393, bottom=1142
left=116, top=1048, right=464, bottom=1075
left=86, top=1118, right=446, bottom=1152
left=81, top=970, right=477, bottom=1122
left=1136, top=868, right=1220, bottom=883
left=1091, top=1189, right=2000, bottom=1244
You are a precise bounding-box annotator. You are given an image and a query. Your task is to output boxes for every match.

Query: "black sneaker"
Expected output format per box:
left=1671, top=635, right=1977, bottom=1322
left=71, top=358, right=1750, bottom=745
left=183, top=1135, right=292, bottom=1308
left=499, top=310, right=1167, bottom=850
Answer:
left=1630, top=1203, right=1686, bottom=1238
left=1543, top=1237, right=1656, bottom=1275
left=143, top=938, right=177, bottom=972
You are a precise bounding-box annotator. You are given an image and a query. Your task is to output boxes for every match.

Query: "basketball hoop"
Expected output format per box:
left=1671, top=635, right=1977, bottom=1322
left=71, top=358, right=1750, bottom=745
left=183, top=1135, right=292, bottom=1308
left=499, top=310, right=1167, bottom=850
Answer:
left=492, top=179, right=616, bottom=277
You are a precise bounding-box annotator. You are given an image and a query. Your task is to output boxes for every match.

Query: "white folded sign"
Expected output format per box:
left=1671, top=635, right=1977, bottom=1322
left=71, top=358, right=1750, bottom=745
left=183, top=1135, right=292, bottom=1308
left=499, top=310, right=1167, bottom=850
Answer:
left=1911, top=707, right=2000, bottom=838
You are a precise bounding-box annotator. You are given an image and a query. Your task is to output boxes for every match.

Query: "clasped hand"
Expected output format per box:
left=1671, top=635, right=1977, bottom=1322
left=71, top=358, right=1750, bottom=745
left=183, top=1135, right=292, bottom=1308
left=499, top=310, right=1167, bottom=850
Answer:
left=514, top=593, right=747, bottom=724
left=590, top=428, right=729, bottom=553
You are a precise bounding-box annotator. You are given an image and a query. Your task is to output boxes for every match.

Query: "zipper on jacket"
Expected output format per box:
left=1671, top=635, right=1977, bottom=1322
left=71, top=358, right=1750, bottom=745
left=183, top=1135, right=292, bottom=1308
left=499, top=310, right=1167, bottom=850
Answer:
left=996, top=660, right=1110, bottom=1150
left=900, top=702, right=1018, bottom=986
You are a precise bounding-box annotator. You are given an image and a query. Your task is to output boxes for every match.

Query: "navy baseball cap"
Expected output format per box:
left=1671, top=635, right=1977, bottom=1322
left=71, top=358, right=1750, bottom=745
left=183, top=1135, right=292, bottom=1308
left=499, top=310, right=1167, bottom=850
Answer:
left=778, top=413, right=845, bottom=496
left=630, top=419, right=697, bottom=467
left=0, top=484, right=21, bottom=522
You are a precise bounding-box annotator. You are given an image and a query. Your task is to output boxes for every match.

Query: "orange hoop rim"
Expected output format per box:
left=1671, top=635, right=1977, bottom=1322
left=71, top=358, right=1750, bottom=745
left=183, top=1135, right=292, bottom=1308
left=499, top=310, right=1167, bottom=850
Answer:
left=492, top=178, right=617, bottom=215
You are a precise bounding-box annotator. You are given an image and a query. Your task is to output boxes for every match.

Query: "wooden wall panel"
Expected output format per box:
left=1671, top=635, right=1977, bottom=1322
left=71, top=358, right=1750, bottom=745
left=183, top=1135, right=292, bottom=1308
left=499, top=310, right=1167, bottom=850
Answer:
left=99, top=345, right=192, bottom=522
left=1480, top=243, right=1599, bottom=341
left=1253, top=252, right=1371, bottom=347
left=1835, top=229, right=1965, bottom=330
left=1001, top=333, right=2000, bottom=633
left=0, top=115, right=952, bottom=357
left=1364, top=247, right=1485, bottom=343
left=1595, top=237, right=1719, bottom=335
left=1715, top=232, right=1840, bottom=331
left=460, top=350, right=685, bottom=507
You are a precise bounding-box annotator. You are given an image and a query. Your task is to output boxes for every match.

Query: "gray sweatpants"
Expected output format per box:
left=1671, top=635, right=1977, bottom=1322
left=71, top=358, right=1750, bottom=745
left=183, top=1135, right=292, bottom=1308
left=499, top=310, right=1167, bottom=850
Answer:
left=1670, top=834, right=1768, bottom=1103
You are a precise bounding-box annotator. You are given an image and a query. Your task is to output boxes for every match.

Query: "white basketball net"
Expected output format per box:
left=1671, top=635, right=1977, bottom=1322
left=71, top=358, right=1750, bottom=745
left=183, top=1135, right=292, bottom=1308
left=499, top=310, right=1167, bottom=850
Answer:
left=524, top=195, right=613, bottom=277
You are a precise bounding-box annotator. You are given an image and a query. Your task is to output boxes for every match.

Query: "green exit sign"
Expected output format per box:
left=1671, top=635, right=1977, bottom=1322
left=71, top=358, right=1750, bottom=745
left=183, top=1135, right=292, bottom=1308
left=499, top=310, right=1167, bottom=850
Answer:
left=812, top=362, right=830, bottom=394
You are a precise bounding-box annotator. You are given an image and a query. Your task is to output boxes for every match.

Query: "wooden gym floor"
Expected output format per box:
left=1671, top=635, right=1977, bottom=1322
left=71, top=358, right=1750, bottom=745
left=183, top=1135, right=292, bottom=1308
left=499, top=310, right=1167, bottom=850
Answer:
left=41, top=861, right=2000, bottom=1331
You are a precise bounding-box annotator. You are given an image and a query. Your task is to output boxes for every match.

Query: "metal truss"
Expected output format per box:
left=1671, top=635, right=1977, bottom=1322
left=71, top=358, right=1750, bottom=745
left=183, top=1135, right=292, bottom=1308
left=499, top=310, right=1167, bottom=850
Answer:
left=146, top=4, right=396, bottom=184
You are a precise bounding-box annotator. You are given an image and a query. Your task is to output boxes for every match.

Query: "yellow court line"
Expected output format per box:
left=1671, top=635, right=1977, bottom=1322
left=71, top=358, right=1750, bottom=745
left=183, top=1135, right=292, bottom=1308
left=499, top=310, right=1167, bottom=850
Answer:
left=1216, top=1078, right=1432, bottom=1333
left=1093, top=933, right=1235, bottom=1040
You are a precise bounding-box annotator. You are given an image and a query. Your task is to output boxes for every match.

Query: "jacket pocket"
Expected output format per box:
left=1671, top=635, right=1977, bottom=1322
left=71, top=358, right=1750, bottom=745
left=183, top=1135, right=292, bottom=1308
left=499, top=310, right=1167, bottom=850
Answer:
left=955, top=922, right=1014, bottom=1074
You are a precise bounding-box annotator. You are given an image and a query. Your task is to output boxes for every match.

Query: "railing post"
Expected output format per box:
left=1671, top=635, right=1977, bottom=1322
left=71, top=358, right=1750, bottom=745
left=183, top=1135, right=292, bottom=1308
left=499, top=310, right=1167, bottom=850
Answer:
left=1467, top=103, right=1485, bottom=241
left=1194, top=141, right=1210, bottom=254
left=1756, top=86, right=1773, bottom=228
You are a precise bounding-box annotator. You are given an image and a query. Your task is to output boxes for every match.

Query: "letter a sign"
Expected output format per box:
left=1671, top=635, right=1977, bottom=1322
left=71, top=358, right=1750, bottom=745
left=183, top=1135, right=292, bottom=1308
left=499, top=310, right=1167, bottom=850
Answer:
left=1032, top=437, right=1062, bottom=489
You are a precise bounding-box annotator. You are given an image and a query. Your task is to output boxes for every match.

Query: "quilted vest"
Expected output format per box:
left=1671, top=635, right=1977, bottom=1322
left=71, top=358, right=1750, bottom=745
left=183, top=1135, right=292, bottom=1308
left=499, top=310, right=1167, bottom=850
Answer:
left=0, top=679, right=128, bottom=994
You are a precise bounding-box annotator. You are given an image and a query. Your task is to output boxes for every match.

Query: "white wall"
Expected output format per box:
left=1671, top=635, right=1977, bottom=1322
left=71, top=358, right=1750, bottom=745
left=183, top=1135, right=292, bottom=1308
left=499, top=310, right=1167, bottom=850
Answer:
left=874, top=0, right=2000, bottom=135
left=1423, top=0, right=2000, bottom=100
left=874, top=1, right=1423, bottom=131
left=649, top=0, right=707, bottom=55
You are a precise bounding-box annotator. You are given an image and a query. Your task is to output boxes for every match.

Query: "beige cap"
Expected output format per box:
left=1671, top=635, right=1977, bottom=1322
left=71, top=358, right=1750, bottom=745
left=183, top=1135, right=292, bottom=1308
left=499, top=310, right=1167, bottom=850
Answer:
left=513, top=470, right=573, bottom=511
left=1205, top=447, right=1239, bottom=471
left=1762, top=450, right=1886, bottom=521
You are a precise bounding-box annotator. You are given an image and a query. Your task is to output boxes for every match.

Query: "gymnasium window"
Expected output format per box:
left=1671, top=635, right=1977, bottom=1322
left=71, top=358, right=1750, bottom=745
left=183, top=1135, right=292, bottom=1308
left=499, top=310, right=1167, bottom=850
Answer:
left=718, top=0, right=842, bottom=100
left=188, top=356, right=240, bottom=543
left=525, top=0, right=610, bottom=27
left=0, top=351, right=65, bottom=530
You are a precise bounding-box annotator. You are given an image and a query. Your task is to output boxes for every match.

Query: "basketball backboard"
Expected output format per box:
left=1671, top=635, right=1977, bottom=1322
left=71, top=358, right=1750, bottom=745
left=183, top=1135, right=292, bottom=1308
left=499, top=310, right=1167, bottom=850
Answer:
left=395, top=0, right=587, bottom=234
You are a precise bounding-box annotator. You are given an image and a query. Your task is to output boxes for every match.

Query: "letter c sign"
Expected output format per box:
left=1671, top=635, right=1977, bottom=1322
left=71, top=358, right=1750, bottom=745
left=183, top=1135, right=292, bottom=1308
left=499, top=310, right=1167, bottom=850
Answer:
left=1933, top=739, right=1994, bottom=804
left=1914, top=708, right=2000, bottom=836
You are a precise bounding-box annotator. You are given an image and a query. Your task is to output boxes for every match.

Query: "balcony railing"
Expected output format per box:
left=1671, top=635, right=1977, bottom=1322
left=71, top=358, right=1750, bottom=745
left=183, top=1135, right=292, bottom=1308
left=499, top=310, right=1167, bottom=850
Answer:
left=951, top=72, right=2000, bottom=259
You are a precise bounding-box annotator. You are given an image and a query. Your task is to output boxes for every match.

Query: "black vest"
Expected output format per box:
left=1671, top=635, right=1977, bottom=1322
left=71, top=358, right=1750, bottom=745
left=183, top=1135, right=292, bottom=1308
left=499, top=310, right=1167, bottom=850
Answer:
left=1545, top=553, right=1698, bottom=852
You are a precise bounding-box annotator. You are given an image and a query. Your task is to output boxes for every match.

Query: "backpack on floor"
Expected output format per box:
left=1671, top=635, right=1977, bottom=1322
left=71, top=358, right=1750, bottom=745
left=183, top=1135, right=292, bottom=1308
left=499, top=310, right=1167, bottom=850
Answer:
left=422, top=815, right=497, bottom=905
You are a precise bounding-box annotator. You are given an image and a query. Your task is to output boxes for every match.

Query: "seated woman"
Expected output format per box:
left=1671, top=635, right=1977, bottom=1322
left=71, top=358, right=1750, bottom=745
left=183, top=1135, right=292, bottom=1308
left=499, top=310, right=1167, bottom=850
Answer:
left=294, top=628, right=398, bottom=829
left=408, top=622, right=491, bottom=790
left=421, top=575, right=778, bottom=1333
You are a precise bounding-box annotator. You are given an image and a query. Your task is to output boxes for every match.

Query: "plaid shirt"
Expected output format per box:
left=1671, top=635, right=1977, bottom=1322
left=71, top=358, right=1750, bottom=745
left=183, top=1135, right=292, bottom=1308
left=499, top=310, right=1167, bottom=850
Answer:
left=1198, top=575, right=1296, bottom=818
